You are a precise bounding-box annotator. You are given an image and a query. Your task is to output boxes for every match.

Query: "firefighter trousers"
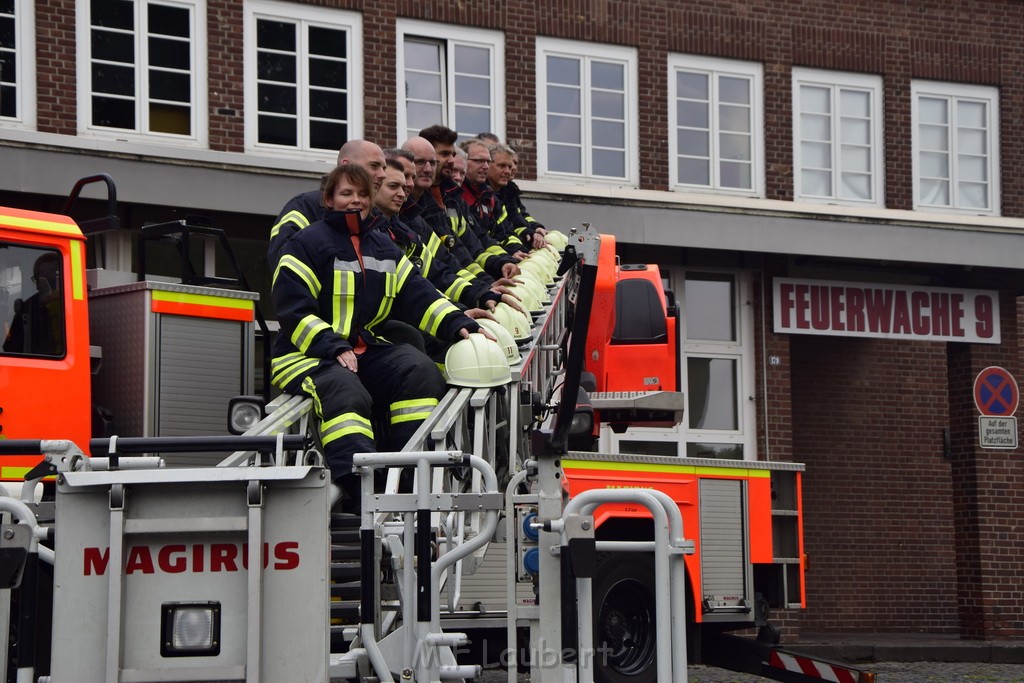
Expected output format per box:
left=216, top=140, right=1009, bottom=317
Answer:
left=285, top=343, right=447, bottom=481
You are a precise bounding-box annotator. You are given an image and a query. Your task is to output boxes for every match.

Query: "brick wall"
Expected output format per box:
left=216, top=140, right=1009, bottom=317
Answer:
left=35, top=0, right=1024, bottom=214
left=790, top=334, right=959, bottom=633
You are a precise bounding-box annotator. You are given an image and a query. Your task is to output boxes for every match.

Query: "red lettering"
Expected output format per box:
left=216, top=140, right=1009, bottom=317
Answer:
left=795, top=284, right=810, bottom=329
left=951, top=294, right=965, bottom=336
left=779, top=282, right=795, bottom=328
left=125, top=546, right=155, bottom=574
left=846, top=288, right=865, bottom=332
left=892, top=291, right=910, bottom=334
left=274, top=541, right=300, bottom=570
left=911, top=291, right=929, bottom=335
left=158, top=545, right=187, bottom=573
left=830, top=287, right=845, bottom=331
left=864, top=289, right=893, bottom=333
left=193, top=543, right=204, bottom=572
left=84, top=547, right=109, bottom=576
left=240, top=543, right=272, bottom=570
left=210, top=543, right=238, bottom=572
left=931, top=293, right=950, bottom=336
left=809, top=286, right=829, bottom=330
left=975, top=295, right=994, bottom=338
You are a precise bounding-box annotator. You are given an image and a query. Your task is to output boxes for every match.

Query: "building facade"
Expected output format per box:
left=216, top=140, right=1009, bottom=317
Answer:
left=4, top=0, right=1024, bottom=638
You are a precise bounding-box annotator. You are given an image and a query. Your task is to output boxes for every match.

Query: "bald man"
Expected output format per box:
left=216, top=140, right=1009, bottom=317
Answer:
left=268, top=139, right=388, bottom=267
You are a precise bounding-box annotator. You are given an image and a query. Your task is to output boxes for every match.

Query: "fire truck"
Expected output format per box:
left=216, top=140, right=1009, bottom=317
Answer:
left=0, top=177, right=874, bottom=683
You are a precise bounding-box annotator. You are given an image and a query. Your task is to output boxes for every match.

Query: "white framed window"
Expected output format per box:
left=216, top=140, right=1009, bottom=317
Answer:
left=911, top=80, right=1000, bottom=215
left=599, top=270, right=755, bottom=461
left=396, top=20, right=504, bottom=143
left=244, top=1, right=361, bottom=157
left=668, top=55, right=763, bottom=196
left=792, top=68, right=883, bottom=205
left=0, top=0, right=36, bottom=128
left=536, top=37, right=638, bottom=186
left=76, top=0, right=207, bottom=145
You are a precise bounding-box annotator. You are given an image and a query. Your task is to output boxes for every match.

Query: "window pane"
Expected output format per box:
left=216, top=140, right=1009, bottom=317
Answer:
left=407, top=101, right=443, bottom=129
left=309, top=57, right=345, bottom=89
left=149, top=102, right=189, bottom=134
left=93, top=63, right=135, bottom=96
left=918, top=96, right=948, bottom=124
left=547, top=113, right=581, bottom=144
left=92, top=95, right=135, bottom=128
left=454, top=105, right=490, bottom=135
left=801, top=169, right=831, bottom=196
left=840, top=145, right=870, bottom=173
left=919, top=150, right=949, bottom=178
left=591, top=60, right=623, bottom=90
left=840, top=117, right=870, bottom=146
left=405, top=40, right=441, bottom=71
left=0, top=85, right=14, bottom=118
left=547, top=84, right=580, bottom=115
left=686, top=443, right=743, bottom=460
left=677, top=128, right=709, bottom=156
left=148, top=4, right=189, bottom=38
left=591, top=90, right=624, bottom=120
left=548, top=143, right=581, bottom=173
left=0, top=246, right=65, bottom=358
left=258, top=114, right=296, bottom=146
left=840, top=171, right=871, bottom=200
left=718, top=75, right=750, bottom=105
left=677, top=100, right=709, bottom=128
left=92, top=0, right=134, bottom=30
left=919, top=123, right=948, bottom=152
left=919, top=178, right=950, bottom=206
left=676, top=71, right=708, bottom=100
left=720, top=160, right=752, bottom=190
left=800, top=85, right=830, bottom=114
left=148, top=36, right=190, bottom=69
left=92, top=30, right=134, bottom=63
left=547, top=55, right=579, bottom=86
left=719, top=103, right=750, bottom=133
left=149, top=70, right=189, bottom=102
left=678, top=157, right=709, bottom=186
left=800, top=113, right=830, bottom=142
left=455, top=74, right=489, bottom=106
left=258, top=52, right=295, bottom=82
left=310, top=119, right=346, bottom=150
left=592, top=148, right=625, bottom=177
left=454, top=44, right=489, bottom=76
left=258, top=82, right=296, bottom=114
left=957, top=128, right=986, bottom=155
left=685, top=274, right=735, bottom=341
left=309, top=89, right=345, bottom=118
left=406, top=72, right=442, bottom=101
left=958, top=181, right=989, bottom=209
left=957, top=100, right=986, bottom=127
left=839, top=89, right=870, bottom=117
left=957, top=154, right=987, bottom=183
left=719, top=132, right=750, bottom=161
left=687, top=357, right=737, bottom=430
left=257, top=19, right=295, bottom=52
left=309, top=26, right=346, bottom=59
left=801, top=140, right=831, bottom=169
left=592, top=119, right=625, bottom=149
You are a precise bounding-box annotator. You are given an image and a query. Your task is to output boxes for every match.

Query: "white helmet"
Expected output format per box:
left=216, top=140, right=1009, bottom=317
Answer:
left=444, top=334, right=512, bottom=388
left=514, top=272, right=550, bottom=305
left=506, top=282, right=542, bottom=313
left=544, top=230, right=569, bottom=251
left=492, top=302, right=533, bottom=343
left=519, top=258, right=554, bottom=285
left=477, top=317, right=521, bottom=364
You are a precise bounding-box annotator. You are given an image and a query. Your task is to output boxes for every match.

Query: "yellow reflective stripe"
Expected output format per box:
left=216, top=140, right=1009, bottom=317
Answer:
left=271, top=357, right=320, bottom=388
left=419, top=247, right=434, bottom=276
left=70, top=241, right=84, bottom=300
left=150, top=290, right=253, bottom=311
left=485, top=244, right=506, bottom=257
left=497, top=205, right=508, bottom=223
left=270, top=210, right=310, bottom=240
left=300, top=377, right=323, bottom=419
left=271, top=351, right=306, bottom=370
left=395, top=257, right=414, bottom=291
left=333, top=269, right=355, bottom=337
left=0, top=213, right=82, bottom=237
left=291, top=314, right=332, bottom=353
left=449, top=215, right=465, bottom=237
left=560, top=459, right=772, bottom=478
left=419, top=298, right=460, bottom=337
left=321, top=412, right=373, bottom=444
left=390, top=398, right=438, bottom=424
left=474, top=251, right=491, bottom=268
left=444, top=277, right=470, bottom=301
left=274, top=255, right=321, bottom=296
left=426, top=232, right=442, bottom=257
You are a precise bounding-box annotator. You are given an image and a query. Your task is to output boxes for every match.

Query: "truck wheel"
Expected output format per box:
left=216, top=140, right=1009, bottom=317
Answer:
left=592, top=552, right=657, bottom=683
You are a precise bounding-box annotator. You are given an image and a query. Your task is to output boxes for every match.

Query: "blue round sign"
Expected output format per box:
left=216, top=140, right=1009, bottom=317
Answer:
left=974, top=366, right=1019, bottom=416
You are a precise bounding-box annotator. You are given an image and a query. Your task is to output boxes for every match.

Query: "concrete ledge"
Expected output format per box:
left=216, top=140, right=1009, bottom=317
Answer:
left=792, top=634, right=1024, bottom=664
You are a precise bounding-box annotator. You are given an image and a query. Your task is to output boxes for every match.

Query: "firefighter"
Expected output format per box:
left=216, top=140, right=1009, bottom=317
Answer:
left=271, top=163, right=483, bottom=503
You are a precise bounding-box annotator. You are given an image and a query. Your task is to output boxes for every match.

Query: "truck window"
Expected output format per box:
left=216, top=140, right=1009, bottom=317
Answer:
left=0, top=244, right=66, bottom=358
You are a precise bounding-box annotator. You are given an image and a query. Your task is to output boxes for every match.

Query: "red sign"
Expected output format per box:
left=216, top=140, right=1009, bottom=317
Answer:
left=83, top=541, right=300, bottom=576
left=974, top=367, right=1019, bottom=416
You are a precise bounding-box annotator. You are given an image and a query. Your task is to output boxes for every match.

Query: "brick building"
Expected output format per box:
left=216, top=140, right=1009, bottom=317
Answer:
left=4, top=0, right=1024, bottom=639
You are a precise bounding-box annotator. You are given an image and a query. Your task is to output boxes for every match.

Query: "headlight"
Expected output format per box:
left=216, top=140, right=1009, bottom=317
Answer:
left=161, top=602, right=221, bottom=657
left=228, top=395, right=266, bottom=434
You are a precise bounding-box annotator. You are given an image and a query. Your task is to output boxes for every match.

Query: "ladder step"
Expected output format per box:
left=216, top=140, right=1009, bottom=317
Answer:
left=331, top=544, right=361, bottom=562
left=331, top=580, right=363, bottom=601
left=331, top=562, right=361, bottom=583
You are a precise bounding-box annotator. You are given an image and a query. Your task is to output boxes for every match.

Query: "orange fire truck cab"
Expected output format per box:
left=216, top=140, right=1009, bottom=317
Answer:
left=0, top=207, right=92, bottom=478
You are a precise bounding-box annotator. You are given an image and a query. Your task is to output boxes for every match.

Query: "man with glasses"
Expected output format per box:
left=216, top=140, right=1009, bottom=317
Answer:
left=460, top=138, right=527, bottom=254
left=488, top=142, right=547, bottom=249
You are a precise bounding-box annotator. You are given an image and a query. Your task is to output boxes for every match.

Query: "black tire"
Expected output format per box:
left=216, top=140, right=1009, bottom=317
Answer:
left=592, top=552, right=658, bottom=683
